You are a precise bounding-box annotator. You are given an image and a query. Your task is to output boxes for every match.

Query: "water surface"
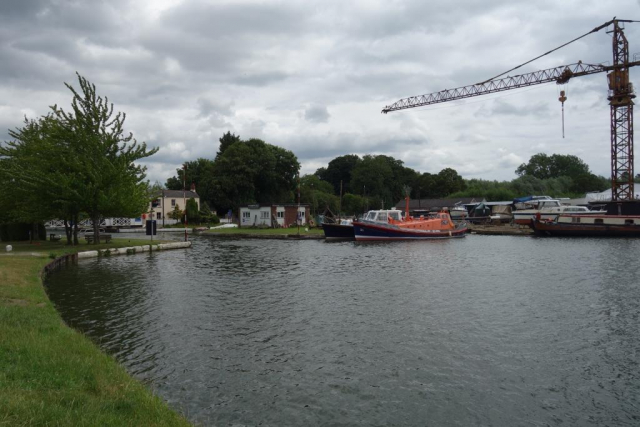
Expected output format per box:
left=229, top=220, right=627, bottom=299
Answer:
left=45, top=235, right=640, bottom=426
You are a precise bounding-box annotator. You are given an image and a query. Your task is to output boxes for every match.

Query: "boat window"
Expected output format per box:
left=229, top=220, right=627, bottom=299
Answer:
left=572, top=217, right=581, bottom=223
left=595, top=218, right=604, bottom=224
left=625, top=219, right=634, bottom=225
left=366, top=212, right=376, bottom=221
left=389, top=211, right=400, bottom=221
left=378, top=212, right=387, bottom=222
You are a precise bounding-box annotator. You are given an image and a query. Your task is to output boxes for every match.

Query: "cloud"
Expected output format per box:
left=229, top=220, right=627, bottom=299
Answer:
left=304, top=105, right=330, bottom=123
left=2, top=0, right=639, bottom=187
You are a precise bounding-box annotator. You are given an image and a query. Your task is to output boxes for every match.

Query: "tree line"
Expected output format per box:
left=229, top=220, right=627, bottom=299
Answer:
left=296, top=152, right=609, bottom=216
left=0, top=74, right=155, bottom=244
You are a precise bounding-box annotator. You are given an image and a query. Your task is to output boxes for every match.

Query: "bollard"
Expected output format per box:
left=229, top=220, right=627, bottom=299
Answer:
left=6, top=245, right=12, bottom=252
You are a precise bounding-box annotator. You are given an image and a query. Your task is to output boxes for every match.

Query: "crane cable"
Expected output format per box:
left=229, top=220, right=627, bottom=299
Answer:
left=478, top=18, right=640, bottom=84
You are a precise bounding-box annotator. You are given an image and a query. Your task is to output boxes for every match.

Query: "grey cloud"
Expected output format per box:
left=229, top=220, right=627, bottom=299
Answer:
left=304, top=105, right=330, bottom=123
left=233, top=71, right=289, bottom=87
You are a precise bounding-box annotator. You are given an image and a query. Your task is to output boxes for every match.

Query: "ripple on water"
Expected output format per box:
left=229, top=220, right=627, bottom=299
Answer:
left=45, top=235, right=640, bottom=426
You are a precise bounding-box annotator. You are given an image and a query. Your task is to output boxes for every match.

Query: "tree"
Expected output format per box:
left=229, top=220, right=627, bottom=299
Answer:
left=434, top=168, right=466, bottom=197
left=0, top=115, right=84, bottom=243
left=50, top=73, right=158, bottom=243
left=216, top=131, right=241, bottom=160
left=317, top=154, right=361, bottom=195
left=516, top=153, right=606, bottom=194
left=167, top=205, right=183, bottom=222
left=165, top=158, right=216, bottom=208
left=211, top=138, right=300, bottom=211
left=185, top=198, right=201, bottom=224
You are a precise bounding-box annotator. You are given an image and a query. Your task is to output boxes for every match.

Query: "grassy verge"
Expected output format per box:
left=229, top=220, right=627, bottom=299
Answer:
left=206, top=225, right=324, bottom=236
left=0, top=239, right=191, bottom=426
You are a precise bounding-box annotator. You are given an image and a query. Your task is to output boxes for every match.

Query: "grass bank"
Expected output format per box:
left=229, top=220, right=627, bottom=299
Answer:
left=0, top=239, right=191, bottom=426
left=205, top=225, right=324, bottom=237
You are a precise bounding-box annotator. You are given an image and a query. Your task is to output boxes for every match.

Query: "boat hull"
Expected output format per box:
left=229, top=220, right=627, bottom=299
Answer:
left=532, top=218, right=640, bottom=237
left=353, top=221, right=467, bottom=241
left=321, top=223, right=355, bottom=240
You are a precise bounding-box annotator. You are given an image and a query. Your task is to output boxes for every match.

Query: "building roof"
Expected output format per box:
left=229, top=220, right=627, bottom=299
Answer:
left=394, top=197, right=484, bottom=210
left=239, top=203, right=311, bottom=208
left=161, top=190, right=199, bottom=198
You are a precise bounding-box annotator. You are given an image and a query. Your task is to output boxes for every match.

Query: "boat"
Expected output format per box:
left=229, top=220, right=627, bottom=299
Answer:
left=513, top=199, right=598, bottom=226
left=352, top=198, right=468, bottom=241
left=449, top=205, right=469, bottom=221
left=321, top=218, right=355, bottom=240
left=531, top=213, right=640, bottom=237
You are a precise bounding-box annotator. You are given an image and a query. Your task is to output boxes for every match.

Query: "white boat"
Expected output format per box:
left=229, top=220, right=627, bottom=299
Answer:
left=513, top=199, right=598, bottom=226
left=449, top=206, right=468, bottom=220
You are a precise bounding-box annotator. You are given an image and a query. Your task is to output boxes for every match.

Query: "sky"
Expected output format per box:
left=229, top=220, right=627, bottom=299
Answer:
left=1, top=0, right=639, bottom=185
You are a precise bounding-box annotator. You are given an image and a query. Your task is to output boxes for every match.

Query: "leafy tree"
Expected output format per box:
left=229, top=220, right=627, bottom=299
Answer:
left=167, top=205, right=183, bottom=222
left=299, top=174, right=338, bottom=216
left=0, top=116, right=84, bottom=243
left=216, top=131, right=241, bottom=160
left=350, top=155, right=394, bottom=204
left=341, top=193, right=367, bottom=216
left=211, top=138, right=299, bottom=211
left=317, top=154, right=361, bottom=195
left=434, top=168, right=466, bottom=197
left=165, top=158, right=216, bottom=208
left=50, top=73, right=158, bottom=243
left=516, top=153, right=607, bottom=193
left=185, top=198, right=200, bottom=224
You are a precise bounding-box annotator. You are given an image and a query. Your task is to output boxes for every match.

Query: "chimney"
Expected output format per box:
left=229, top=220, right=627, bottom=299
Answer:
left=190, top=182, right=196, bottom=193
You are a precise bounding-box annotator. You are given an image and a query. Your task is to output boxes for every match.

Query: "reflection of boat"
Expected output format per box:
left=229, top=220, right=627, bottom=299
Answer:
left=353, top=199, right=467, bottom=241
left=513, top=199, right=598, bottom=225
left=532, top=214, right=640, bottom=236
left=322, top=219, right=355, bottom=240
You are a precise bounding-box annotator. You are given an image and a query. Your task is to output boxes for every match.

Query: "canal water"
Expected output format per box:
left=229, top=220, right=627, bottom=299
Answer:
left=45, top=235, right=640, bottom=426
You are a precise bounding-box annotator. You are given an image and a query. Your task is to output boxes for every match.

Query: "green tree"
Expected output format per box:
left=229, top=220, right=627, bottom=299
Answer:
left=50, top=73, right=158, bottom=243
left=434, top=168, right=466, bottom=197
left=185, top=198, right=201, bottom=224
left=211, top=138, right=299, bottom=211
left=0, top=116, right=84, bottom=244
left=216, top=131, right=241, bottom=160
left=165, top=158, right=216, bottom=208
left=317, top=154, right=361, bottom=195
left=167, top=205, right=183, bottom=222
left=516, top=153, right=606, bottom=194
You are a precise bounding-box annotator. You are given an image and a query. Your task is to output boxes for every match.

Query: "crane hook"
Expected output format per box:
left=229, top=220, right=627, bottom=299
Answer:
left=558, top=90, right=567, bottom=138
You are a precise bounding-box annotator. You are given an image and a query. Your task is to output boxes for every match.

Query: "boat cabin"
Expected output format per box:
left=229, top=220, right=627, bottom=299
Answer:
left=362, top=209, right=404, bottom=223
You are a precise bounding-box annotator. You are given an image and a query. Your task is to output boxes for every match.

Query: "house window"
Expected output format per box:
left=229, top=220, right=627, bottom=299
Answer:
left=277, top=211, right=284, bottom=218
left=171, top=199, right=176, bottom=207
left=152, top=199, right=160, bottom=208
left=242, top=212, right=250, bottom=219
left=156, top=212, right=161, bottom=219
left=261, top=211, right=270, bottom=219
left=299, top=211, right=305, bottom=218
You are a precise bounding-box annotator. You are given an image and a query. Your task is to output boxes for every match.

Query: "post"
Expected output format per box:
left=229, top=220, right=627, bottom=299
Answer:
left=297, top=172, right=301, bottom=236
left=183, top=164, right=188, bottom=242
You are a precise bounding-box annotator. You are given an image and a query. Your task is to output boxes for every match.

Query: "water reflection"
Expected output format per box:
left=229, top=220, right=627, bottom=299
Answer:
left=46, top=235, right=640, bottom=426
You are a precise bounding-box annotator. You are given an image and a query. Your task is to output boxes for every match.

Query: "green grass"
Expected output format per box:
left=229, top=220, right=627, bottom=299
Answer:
left=0, top=239, right=191, bottom=427
left=206, top=225, right=324, bottom=236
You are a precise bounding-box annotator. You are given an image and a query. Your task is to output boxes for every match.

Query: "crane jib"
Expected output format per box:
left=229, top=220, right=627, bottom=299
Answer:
left=381, top=61, right=640, bottom=113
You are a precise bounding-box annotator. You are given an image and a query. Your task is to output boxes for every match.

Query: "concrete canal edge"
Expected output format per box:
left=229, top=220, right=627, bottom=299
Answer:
left=204, top=232, right=324, bottom=239
left=42, top=241, right=192, bottom=275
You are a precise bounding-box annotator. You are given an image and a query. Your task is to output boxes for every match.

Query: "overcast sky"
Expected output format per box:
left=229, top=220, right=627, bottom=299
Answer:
left=1, top=0, right=639, bottom=185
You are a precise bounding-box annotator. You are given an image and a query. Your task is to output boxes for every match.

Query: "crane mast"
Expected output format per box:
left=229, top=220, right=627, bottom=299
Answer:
left=382, top=19, right=639, bottom=201
left=608, top=21, right=636, bottom=201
